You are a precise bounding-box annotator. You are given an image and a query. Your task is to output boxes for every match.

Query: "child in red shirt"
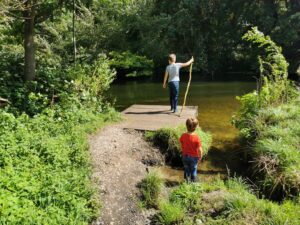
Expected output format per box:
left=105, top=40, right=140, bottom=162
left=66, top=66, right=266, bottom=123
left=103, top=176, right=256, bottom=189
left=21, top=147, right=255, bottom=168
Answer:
left=179, top=118, right=203, bottom=182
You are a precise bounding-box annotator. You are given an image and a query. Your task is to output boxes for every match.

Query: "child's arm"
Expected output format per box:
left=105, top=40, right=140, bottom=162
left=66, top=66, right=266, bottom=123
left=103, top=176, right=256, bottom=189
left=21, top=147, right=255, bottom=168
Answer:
left=180, top=56, right=194, bottom=68
left=199, top=146, right=203, bottom=160
left=163, top=71, right=168, bottom=88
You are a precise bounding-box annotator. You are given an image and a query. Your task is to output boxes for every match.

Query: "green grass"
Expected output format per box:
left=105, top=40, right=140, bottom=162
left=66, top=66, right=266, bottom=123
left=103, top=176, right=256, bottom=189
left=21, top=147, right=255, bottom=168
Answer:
left=139, top=171, right=163, bottom=208
left=0, top=107, right=121, bottom=224
left=157, top=201, right=185, bottom=225
left=145, top=125, right=212, bottom=166
left=150, top=177, right=300, bottom=225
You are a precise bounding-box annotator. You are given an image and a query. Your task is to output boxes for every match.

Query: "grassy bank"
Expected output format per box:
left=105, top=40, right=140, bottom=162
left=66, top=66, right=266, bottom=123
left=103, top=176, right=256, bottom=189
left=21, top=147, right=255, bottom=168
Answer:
left=140, top=173, right=300, bottom=225
left=0, top=107, right=120, bottom=224
left=233, top=28, right=300, bottom=198
left=243, top=97, right=300, bottom=198
left=145, top=126, right=212, bottom=166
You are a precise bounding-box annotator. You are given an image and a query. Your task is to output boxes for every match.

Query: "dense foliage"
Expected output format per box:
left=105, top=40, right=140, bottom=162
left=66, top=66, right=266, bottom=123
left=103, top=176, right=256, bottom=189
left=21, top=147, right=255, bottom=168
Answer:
left=0, top=54, right=114, bottom=115
left=0, top=107, right=120, bottom=224
left=233, top=28, right=300, bottom=198
left=0, top=23, right=119, bottom=222
left=1, top=1, right=299, bottom=83
left=109, top=51, right=154, bottom=78
left=105, top=0, right=300, bottom=77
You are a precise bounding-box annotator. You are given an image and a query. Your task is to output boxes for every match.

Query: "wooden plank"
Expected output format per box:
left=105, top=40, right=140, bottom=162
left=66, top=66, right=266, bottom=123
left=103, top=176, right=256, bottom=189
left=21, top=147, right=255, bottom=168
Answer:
left=122, top=104, right=198, bottom=131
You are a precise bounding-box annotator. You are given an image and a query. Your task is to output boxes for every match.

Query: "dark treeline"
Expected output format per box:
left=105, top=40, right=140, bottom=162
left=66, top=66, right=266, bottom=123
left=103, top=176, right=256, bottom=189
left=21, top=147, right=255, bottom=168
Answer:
left=130, top=0, right=300, bottom=80
left=138, top=0, right=300, bottom=77
left=91, top=0, right=300, bottom=79
left=1, top=0, right=299, bottom=82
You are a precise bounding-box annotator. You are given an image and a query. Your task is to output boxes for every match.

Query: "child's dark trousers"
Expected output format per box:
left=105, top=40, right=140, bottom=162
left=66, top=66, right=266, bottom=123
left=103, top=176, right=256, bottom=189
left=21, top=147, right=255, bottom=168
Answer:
left=168, top=81, right=179, bottom=112
left=182, top=155, right=199, bottom=182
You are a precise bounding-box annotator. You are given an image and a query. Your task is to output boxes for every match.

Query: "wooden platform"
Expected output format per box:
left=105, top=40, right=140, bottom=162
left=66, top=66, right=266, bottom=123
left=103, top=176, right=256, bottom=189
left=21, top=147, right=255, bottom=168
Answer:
left=122, top=105, right=198, bottom=131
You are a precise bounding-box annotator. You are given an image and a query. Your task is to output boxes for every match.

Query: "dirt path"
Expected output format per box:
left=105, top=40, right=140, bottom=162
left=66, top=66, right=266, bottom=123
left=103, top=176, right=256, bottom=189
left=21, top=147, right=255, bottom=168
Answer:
left=89, top=123, right=163, bottom=225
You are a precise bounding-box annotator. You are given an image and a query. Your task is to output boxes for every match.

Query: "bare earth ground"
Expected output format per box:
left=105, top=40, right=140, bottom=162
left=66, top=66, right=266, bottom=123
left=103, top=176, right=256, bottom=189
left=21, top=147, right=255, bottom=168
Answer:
left=89, top=123, right=164, bottom=225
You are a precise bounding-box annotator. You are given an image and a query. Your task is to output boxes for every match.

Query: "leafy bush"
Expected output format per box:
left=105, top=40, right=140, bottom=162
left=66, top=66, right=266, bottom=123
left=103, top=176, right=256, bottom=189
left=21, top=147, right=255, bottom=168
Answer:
left=61, top=55, right=116, bottom=113
left=145, top=125, right=212, bottom=166
left=1, top=55, right=115, bottom=116
left=109, top=51, right=154, bottom=78
left=0, top=107, right=120, bottom=224
left=139, top=171, right=163, bottom=208
left=232, top=91, right=259, bottom=139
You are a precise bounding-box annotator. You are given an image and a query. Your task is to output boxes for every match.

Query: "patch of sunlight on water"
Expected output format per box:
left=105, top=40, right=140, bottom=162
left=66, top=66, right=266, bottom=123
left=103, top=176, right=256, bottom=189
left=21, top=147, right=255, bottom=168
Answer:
left=109, top=81, right=255, bottom=182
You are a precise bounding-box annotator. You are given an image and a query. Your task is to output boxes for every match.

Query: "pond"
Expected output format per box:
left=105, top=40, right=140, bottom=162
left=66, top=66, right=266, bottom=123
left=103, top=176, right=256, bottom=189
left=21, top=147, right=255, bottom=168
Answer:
left=109, top=81, right=256, bottom=182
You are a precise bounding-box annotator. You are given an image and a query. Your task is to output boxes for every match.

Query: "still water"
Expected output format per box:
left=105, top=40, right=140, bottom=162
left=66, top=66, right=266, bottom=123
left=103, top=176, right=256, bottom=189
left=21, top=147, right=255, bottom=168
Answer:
left=109, top=81, right=256, bottom=181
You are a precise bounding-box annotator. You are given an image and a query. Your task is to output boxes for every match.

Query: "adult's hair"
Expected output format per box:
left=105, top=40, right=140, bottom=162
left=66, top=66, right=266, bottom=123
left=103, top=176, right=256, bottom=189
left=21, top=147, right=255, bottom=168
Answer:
left=186, top=118, right=198, bottom=132
left=168, top=54, right=176, bottom=63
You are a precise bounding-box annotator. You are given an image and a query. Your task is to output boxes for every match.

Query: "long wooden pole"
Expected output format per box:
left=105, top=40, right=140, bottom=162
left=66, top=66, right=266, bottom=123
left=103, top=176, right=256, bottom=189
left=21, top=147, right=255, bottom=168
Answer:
left=179, top=62, right=193, bottom=117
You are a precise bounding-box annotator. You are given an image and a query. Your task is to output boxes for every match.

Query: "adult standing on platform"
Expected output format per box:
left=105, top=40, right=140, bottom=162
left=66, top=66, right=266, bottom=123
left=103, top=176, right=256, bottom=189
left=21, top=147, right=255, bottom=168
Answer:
left=163, top=54, right=194, bottom=113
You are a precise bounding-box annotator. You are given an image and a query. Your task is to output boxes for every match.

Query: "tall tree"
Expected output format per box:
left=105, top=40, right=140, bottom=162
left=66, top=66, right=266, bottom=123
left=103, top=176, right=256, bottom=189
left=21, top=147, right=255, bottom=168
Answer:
left=4, top=0, right=85, bottom=81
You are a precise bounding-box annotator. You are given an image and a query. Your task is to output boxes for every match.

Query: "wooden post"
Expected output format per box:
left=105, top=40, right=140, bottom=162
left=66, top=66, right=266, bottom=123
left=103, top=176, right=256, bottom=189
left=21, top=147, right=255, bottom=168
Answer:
left=179, top=62, right=193, bottom=117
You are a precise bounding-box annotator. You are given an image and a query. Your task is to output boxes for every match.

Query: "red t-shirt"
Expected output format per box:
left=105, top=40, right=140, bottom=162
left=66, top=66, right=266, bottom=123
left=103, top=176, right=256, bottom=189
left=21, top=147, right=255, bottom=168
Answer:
left=179, top=133, right=202, bottom=158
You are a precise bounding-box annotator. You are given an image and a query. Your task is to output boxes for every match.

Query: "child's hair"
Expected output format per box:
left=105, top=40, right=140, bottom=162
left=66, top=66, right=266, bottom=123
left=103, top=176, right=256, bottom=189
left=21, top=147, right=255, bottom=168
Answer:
left=186, top=118, right=198, bottom=132
left=168, top=54, right=176, bottom=63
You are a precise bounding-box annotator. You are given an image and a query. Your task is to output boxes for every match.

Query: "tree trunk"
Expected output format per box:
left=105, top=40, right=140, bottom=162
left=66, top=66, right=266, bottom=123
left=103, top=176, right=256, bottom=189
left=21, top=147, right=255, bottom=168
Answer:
left=23, top=0, right=36, bottom=81
left=73, top=0, right=77, bottom=66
